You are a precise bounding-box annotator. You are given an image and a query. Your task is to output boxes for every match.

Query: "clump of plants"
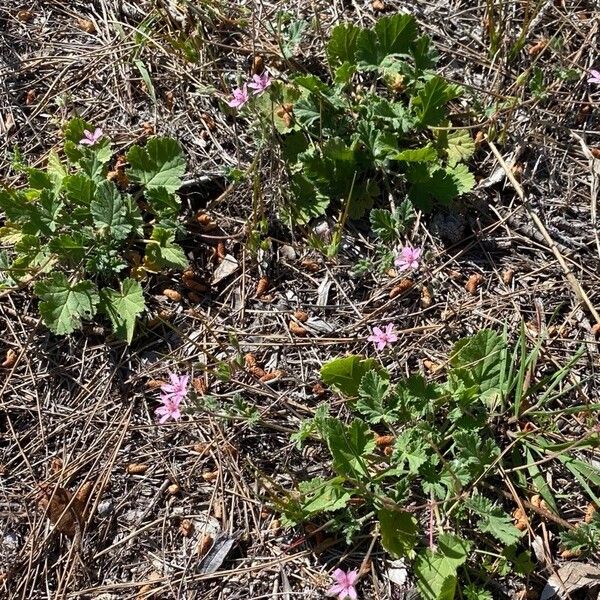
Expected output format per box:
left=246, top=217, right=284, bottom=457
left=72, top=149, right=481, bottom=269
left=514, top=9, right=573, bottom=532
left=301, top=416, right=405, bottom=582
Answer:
left=267, top=13, right=476, bottom=225
left=0, top=119, right=188, bottom=341
left=280, top=329, right=600, bottom=598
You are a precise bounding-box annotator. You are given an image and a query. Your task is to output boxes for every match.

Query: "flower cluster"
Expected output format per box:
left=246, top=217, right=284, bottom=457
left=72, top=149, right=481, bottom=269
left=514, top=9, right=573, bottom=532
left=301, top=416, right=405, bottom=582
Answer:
left=227, top=72, right=272, bottom=109
left=395, top=243, right=422, bottom=272
left=155, top=372, right=188, bottom=423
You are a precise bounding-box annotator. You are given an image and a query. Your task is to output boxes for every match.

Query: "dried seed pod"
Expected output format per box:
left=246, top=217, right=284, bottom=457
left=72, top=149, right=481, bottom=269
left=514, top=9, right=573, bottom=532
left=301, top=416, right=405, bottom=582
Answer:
left=202, top=470, right=219, bottom=482
left=126, top=463, right=149, bottom=475
left=77, top=18, right=96, bottom=33
left=513, top=507, right=528, bottom=531
left=244, top=353, right=258, bottom=368
left=182, top=277, right=210, bottom=293
left=374, top=434, right=394, bottom=447
left=289, top=321, right=308, bottom=336
left=502, top=268, right=514, bottom=285
left=275, top=103, right=294, bottom=128
left=75, top=481, right=94, bottom=508
left=252, top=55, right=264, bottom=75
left=372, top=0, right=385, bottom=11
left=293, top=310, right=309, bottom=322
left=146, top=379, right=165, bottom=390
left=590, top=148, right=600, bottom=159
left=164, top=90, right=175, bottom=111
left=141, top=121, right=154, bottom=136
left=259, top=370, right=285, bottom=383
left=312, top=382, right=326, bottom=396
left=179, top=519, right=195, bottom=537
left=474, top=130, right=485, bottom=147
left=1, top=349, right=17, bottom=368
left=465, top=273, right=484, bottom=295
left=420, top=285, right=433, bottom=308
left=528, top=39, right=548, bottom=56
left=592, top=323, right=600, bottom=338
left=249, top=365, right=266, bottom=378
left=17, top=9, right=33, bottom=21
left=197, top=533, right=213, bottom=557
left=167, top=483, right=180, bottom=495
left=50, top=457, right=63, bottom=474
left=25, top=89, right=36, bottom=105
left=216, top=241, right=226, bottom=260
left=511, top=163, right=524, bottom=181
left=300, top=258, right=320, bottom=272
left=585, top=503, right=597, bottom=523
left=192, top=377, right=207, bottom=395
left=196, top=212, right=217, bottom=231
left=255, top=276, right=269, bottom=298
left=560, top=547, right=582, bottom=559
left=423, top=359, right=442, bottom=374
left=163, top=288, right=182, bottom=302
left=389, top=278, right=413, bottom=299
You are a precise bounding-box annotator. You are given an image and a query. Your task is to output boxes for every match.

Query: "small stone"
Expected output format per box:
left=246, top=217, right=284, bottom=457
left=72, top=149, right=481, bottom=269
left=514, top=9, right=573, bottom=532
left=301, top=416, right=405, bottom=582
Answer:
left=97, top=499, right=114, bottom=517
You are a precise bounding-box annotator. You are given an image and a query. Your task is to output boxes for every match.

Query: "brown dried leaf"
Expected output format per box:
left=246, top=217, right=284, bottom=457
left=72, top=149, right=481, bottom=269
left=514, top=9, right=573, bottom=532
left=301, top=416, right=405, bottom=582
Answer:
left=293, top=310, right=309, bottom=322
left=420, top=285, right=433, bottom=308
left=25, top=89, right=36, bottom=105
left=374, top=434, right=394, bottom=447
left=202, top=470, right=219, bottom=482
left=259, top=370, right=285, bottom=383
left=197, top=533, right=214, bottom=557
left=528, top=39, right=548, bottom=56
left=502, top=268, right=514, bottom=285
left=590, top=147, right=600, bottom=159
left=540, top=562, right=600, bottom=600
left=36, top=483, right=82, bottom=537
left=300, top=258, right=320, bottom=272
left=146, top=379, right=165, bottom=390
left=252, top=55, right=264, bottom=75
left=275, top=103, right=294, bottom=128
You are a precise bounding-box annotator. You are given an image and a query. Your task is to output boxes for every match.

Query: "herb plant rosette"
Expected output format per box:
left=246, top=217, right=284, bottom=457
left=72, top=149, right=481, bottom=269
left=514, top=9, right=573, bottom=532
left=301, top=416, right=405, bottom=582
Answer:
left=0, top=118, right=188, bottom=342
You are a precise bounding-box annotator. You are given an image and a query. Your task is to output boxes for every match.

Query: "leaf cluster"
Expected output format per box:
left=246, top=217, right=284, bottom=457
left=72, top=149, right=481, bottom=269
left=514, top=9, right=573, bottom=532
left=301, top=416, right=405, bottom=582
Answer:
left=269, top=14, right=475, bottom=225
left=281, top=329, right=596, bottom=598
left=0, top=119, right=187, bottom=341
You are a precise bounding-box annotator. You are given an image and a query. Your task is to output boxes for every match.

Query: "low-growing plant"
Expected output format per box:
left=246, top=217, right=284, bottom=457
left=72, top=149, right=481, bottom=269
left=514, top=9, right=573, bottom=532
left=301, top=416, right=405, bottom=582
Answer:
left=278, top=328, right=600, bottom=598
left=261, top=13, right=476, bottom=226
left=0, top=119, right=188, bottom=341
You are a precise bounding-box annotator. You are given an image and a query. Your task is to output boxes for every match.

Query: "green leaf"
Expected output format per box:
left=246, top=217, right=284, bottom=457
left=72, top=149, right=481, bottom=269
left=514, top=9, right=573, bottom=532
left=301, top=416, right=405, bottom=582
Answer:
left=466, top=495, right=524, bottom=546
left=327, top=23, right=362, bottom=66
left=411, top=77, right=461, bottom=126
left=126, top=137, right=186, bottom=193
left=298, top=477, right=352, bottom=515
left=445, top=129, right=476, bottom=167
left=321, top=355, right=380, bottom=397
left=22, top=190, right=64, bottom=236
left=414, top=534, right=471, bottom=600
left=378, top=507, right=418, bottom=558
left=356, top=370, right=393, bottom=424
left=48, top=233, right=86, bottom=264
left=47, top=150, right=68, bottom=191
left=357, top=14, right=418, bottom=69
left=63, top=117, right=94, bottom=145
left=392, top=145, right=438, bottom=162
left=26, top=168, right=53, bottom=191
left=145, top=186, right=181, bottom=219
left=464, top=586, right=493, bottom=600
left=145, top=226, right=188, bottom=269
left=80, top=152, right=107, bottom=182
left=90, top=180, right=132, bottom=241
left=321, top=418, right=375, bottom=479
left=450, top=330, right=507, bottom=403
left=100, top=278, right=145, bottom=343
left=134, top=59, right=156, bottom=103
left=369, top=208, right=398, bottom=243
left=393, top=428, right=430, bottom=473
left=35, top=273, right=99, bottom=335
left=64, top=173, right=96, bottom=206
left=407, top=163, right=475, bottom=210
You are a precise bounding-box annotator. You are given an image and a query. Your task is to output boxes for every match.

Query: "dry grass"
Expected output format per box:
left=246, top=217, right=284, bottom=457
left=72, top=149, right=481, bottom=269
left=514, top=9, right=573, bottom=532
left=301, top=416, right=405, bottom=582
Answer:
left=2, top=0, right=600, bottom=598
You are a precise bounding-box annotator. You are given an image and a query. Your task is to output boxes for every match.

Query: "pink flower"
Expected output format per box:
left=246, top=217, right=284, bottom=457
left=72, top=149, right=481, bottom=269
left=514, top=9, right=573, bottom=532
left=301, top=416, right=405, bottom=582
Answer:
left=395, top=244, right=422, bottom=272
left=161, top=372, right=189, bottom=401
left=79, top=127, right=103, bottom=146
left=248, top=72, right=272, bottom=95
left=227, top=84, right=250, bottom=108
left=368, top=323, right=398, bottom=351
left=588, top=69, right=600, bottom=85
left=155, top=395, right=183, bottom=423
left=327, top=568, right=358, bottom=600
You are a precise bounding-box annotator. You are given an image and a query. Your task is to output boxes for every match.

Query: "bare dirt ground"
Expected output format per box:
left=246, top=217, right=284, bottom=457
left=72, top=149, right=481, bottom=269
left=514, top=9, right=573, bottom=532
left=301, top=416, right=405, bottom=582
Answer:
left=1, top=1, right=600, bottom=598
